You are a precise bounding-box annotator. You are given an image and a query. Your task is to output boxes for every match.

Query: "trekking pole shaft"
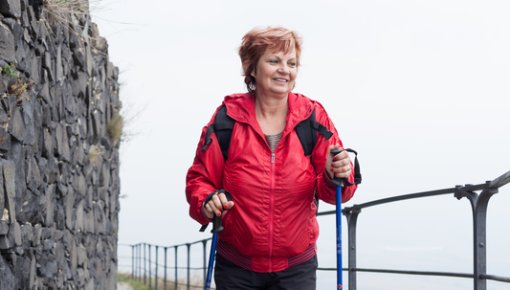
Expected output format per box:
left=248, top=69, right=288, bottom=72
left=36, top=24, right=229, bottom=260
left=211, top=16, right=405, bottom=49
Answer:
left=330, top=147, right=344, bottom=289
left=205, top=232, right=218, bottom=290
left=336, top=185, right=343, bottom=289
left=204, top=191, right=232, bottom=290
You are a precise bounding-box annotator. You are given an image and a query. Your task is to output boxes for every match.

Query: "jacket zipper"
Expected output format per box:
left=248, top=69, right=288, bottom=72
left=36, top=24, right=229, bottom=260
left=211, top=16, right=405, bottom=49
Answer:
left=268, top=151, right=276, bottom=272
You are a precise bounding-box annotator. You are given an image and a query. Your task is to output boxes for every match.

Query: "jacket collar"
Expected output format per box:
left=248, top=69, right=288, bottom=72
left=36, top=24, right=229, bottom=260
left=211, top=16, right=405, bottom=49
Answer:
left=223, top=92, right=314, bottom=133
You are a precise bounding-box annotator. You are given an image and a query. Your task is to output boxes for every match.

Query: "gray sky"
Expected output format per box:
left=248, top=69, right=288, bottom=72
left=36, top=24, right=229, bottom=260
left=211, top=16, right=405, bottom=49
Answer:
left=92, top=0, right=510, bottom=288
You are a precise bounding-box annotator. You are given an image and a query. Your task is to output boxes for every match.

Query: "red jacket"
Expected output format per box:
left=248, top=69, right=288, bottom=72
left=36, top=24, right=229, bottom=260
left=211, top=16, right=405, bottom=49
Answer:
left=186, top=92, right=357, bottom=272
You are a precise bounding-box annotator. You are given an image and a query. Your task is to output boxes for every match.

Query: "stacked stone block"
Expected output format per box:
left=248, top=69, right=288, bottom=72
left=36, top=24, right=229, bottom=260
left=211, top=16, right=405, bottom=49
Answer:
left=0, top=0, right=121, bottom=289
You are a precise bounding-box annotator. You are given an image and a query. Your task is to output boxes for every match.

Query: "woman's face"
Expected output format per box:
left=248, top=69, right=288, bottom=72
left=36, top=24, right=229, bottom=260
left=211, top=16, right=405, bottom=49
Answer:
left=251, top=47, right=298, bottom=97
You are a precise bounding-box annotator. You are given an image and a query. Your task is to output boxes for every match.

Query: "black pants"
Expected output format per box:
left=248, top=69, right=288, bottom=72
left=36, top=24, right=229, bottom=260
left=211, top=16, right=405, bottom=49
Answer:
left=214, top=254, right=317, bottom=290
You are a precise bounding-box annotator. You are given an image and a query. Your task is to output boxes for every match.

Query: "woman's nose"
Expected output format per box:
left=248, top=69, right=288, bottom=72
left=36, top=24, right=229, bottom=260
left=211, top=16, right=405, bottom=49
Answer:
left=277, top=65, right=290, bottom=74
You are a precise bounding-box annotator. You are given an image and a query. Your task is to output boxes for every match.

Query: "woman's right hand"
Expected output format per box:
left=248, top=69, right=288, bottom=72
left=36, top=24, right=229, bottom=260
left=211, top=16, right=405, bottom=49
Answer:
left=201, top=191, right=235, bottom=219
left=325, top=145, right=352, bottom=180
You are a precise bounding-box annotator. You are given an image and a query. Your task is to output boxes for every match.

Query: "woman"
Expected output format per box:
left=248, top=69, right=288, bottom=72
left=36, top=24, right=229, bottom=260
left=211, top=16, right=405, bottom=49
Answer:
left=186, top=26, right=358, bottom=290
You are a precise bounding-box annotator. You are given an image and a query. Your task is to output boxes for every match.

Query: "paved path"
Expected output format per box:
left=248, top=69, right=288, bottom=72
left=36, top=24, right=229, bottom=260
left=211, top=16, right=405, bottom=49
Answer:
left=117, top=282, right=134, bottom=290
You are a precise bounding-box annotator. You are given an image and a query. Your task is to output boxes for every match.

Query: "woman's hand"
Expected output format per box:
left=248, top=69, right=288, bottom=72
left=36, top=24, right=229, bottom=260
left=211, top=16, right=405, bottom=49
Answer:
left=201, top=191, right=235, bottom=220
left=325, top=145, right=352, bottom=180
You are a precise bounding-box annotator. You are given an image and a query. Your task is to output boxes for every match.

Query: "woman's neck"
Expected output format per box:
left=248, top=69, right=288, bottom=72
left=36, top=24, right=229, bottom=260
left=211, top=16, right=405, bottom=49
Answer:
left=255, top=91, right=288, bottom=115
left=255, top=93, right=288, bottom=135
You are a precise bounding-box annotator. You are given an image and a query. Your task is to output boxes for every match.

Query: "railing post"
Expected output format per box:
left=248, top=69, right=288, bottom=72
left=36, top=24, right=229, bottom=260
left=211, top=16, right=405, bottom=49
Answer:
left=138, top=244, right=142, bottom=281
left=474, top=184, right=498, bottom=290
left=164, top=247, right=168, bottom=290
left=187, top=243, right=191, bottom=290
left=345, top=206, right=361, bottom=290
left=134, top=244, right=137, bottom=280
left=155, top=245, right=159, bottom=290
left=202, top=240, right=208, bottom=285
left=149, top=244, right=152, bottom=288
left=455, top=183, right=498, bottom=290
left=144, top=243, right=147, bottom=284
left=136, top=244, right=139, bottom=281
left=131, top=245, right=135, bottom=279
left=174, top=246, right=178, bottom=290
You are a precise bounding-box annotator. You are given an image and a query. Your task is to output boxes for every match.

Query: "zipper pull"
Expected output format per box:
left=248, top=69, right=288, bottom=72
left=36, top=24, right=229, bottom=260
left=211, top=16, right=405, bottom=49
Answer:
left=271, top=152, right=275, bottom=164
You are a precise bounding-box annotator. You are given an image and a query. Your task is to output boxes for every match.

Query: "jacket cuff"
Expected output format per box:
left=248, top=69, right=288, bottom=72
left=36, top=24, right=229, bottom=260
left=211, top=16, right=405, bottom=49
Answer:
left=323, top=168, right=356, bottom=187
left=192, top=196, right=212, bottom=226
left=323, top=170, right=337, bottom=188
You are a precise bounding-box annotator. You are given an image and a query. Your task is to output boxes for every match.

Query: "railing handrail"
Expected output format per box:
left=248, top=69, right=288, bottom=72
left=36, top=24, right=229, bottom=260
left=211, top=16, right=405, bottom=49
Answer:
left=130, top=238, right=209, bottom=249
left=122, top=170, right=510, bottom=290
left=489, top=170, right=510, bottom=188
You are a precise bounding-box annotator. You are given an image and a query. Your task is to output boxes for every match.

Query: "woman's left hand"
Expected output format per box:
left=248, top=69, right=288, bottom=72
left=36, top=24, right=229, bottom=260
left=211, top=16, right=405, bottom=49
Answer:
left=325, top=145, right=352, bottom=180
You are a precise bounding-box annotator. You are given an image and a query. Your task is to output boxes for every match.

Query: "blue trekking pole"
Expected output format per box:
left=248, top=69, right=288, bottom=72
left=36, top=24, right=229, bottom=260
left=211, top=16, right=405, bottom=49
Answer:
left=331, top=148, right=345, bottom=289
left=204, top=190, right=232, bottom=290
left=205, top=215, right=223, bottom=290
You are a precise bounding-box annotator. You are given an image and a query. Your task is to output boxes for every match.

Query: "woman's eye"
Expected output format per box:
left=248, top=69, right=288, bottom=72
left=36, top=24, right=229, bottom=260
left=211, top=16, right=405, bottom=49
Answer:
left=288, top=62, right=297, bottom=68
left=268, top=59, right=278, bottom=64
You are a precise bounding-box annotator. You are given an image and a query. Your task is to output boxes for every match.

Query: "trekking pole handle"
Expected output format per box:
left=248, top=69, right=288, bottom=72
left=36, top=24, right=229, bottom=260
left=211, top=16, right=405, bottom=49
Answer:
left=330, top=148, right=346, bottom=187
left=212, top=216, right=224, bottom=233
left=211, top=190, right=233, bottom=233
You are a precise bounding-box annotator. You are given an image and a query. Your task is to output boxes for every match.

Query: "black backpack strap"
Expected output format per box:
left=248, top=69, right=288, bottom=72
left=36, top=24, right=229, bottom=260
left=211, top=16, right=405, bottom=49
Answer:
left=201, top=105, right=234, bottom=160
left=295, top=109, right=333, bottom=156
left=201, top=126, right=215, bottom=152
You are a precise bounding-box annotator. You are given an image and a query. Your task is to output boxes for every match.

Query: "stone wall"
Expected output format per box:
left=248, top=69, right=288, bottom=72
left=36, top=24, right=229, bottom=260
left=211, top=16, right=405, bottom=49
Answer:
left=0, top=0, right=121, bottom=289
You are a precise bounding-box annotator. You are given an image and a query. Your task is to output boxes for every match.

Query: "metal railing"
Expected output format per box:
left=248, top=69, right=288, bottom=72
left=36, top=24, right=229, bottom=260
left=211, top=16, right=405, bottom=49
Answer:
left=122, top=170, right=510, bottom=290
left=127, top=239, right=210, bottom=290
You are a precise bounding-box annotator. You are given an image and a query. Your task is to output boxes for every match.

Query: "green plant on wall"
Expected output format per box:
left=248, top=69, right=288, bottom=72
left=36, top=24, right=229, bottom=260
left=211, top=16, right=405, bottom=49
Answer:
left=1, top=64, right=31, bottom=103
left=0, top=64, right=19, bottom=78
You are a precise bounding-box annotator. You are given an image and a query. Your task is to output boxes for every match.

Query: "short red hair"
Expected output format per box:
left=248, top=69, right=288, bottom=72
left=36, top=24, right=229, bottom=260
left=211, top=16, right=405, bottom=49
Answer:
left=239, top=26, right=302, bottom=93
